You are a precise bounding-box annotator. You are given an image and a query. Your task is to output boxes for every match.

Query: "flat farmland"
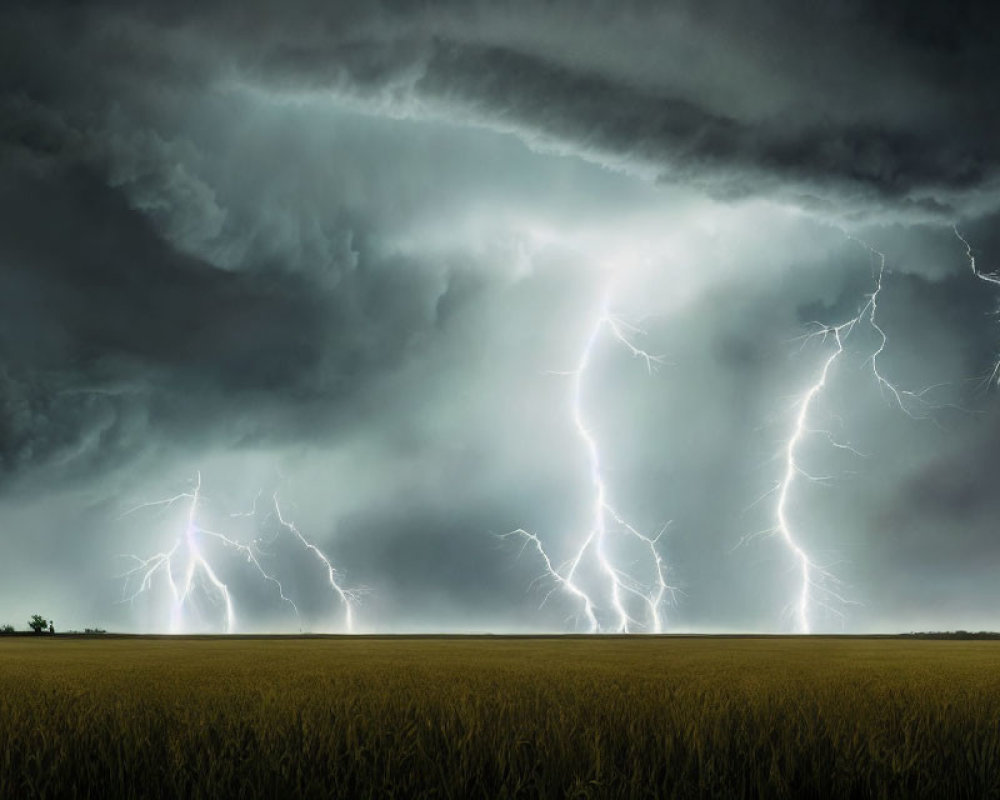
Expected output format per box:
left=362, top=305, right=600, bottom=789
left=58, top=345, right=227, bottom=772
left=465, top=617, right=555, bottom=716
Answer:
left=2, top=636, right=999, bottom=798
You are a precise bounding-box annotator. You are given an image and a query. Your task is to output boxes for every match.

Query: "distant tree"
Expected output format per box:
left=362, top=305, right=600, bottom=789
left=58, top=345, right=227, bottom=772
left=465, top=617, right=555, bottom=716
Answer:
left=0, top=624, right=14, bottom=634
left=48, top=621, right=55, bottom=635
left=28, top=615, right=48, bottom=634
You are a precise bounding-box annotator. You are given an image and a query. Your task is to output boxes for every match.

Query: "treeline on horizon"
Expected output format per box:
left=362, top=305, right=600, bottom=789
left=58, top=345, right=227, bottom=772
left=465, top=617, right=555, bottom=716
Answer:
left=0, top=615, right=105, bottom=636
left=1, top=625, right=998, bottom=638
left=899, top=631, right=1000, bottom=639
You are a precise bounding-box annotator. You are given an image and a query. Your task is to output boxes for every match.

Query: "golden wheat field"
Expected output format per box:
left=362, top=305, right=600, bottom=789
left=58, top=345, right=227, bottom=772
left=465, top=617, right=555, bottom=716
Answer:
left=1, top=636, right=999, bottom=799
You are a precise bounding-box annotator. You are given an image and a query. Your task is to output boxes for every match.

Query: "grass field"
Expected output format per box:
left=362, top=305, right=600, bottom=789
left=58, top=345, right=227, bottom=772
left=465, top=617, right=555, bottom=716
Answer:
left=2, top=636, right=999, bottom=798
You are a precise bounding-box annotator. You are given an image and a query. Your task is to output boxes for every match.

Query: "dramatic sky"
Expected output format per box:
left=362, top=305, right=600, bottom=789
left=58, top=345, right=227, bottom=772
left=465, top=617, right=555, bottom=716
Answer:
left=3, top=1, right=1000, bottom=634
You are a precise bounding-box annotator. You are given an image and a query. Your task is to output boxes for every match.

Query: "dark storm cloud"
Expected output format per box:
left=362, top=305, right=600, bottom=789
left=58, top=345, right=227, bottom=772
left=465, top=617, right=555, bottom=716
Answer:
left=6, top=2, right=1000, bottom=220
left=76, top=0, right=1000, bottom=217
left=3, top=1, right=996, bottom=474
left=3, top=0, right=1000, bottom=633
left=0, top=150, right=448, bottom=483
left=359, top=36, right=992, bottom=215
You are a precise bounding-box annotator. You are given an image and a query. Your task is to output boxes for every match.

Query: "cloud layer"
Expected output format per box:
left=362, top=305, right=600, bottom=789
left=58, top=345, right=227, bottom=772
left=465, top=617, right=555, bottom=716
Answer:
left=1, top=1, right=999, bottom=633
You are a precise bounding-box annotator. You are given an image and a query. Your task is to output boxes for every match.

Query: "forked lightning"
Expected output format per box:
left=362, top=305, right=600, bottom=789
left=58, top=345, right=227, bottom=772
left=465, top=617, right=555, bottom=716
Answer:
left=119, top=473, right=355, bottom=633
left=771, top=236, right=936, bottom=633
left=509, top=288, right=674, bottom=633
left=954, top=226, right=1000, bottom=385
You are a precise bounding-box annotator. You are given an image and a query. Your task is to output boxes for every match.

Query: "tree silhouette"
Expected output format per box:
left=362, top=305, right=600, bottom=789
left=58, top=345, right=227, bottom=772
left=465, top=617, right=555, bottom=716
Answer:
left=28, top=615, right=48, bottom=634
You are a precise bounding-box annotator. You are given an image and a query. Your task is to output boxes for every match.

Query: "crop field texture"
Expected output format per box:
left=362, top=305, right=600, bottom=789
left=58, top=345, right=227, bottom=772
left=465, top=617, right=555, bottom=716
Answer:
left=1, top=637, right=999, bottom=799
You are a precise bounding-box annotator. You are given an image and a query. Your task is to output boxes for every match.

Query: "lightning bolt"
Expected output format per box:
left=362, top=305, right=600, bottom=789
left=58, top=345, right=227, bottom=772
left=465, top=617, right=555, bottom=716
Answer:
left=954, top=226, right=1000, bottom=386
left=272, top=493, right=356, bottom=633
left=118, top=472, right=237, bottom=633
left=768, top=235, right=936, bottom=633
left=774, top=324, right=849, bottom=634
left=508, top=286, right=674, bottom=633
left=119, top=474, right=356, bottom=633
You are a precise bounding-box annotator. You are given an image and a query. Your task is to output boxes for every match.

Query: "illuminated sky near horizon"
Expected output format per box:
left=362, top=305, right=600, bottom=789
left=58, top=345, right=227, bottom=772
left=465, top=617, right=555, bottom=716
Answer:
left=2, top=1, right=1000, bottom=633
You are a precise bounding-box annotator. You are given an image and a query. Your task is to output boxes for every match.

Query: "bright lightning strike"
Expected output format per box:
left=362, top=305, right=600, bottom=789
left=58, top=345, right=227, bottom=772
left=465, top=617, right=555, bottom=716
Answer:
left=508, top=288, right=674, bottom=633
left=954, top=226, right=1000, bottom=386
left=119, top=473, right=357, bottom=633
left=770, top=236, right=935, bottom=633
left=118, top=472, right=236, bottom=633
left=272, top=494, right=356, bottom=632
left=774, top=326, right=848, bottom=634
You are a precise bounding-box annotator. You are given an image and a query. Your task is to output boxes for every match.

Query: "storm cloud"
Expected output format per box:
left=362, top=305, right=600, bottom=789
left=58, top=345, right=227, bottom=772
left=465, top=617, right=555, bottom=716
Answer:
left=1, top=1, right=999, bottom=633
